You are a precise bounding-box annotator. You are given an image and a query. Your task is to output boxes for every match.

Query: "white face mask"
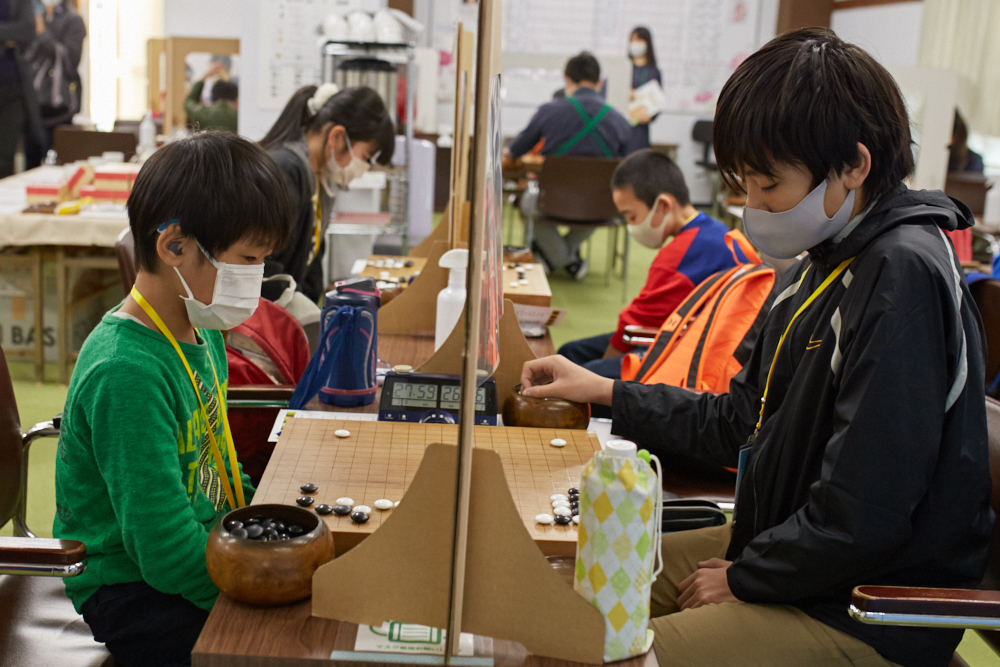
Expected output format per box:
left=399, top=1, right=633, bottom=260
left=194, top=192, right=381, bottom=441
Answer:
left=627, top=196, right=671, bottom=249
left=742, top=179, right=856, bottom=259
left=320, top=132, right=370, bottom=196
left=629, top=41, right=647, bottom=58
left=174, top=243, right=263, bottom=330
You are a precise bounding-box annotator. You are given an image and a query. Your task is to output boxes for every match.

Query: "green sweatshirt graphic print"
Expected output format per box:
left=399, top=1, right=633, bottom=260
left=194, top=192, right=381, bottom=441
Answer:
left=53, top=311, right=255, bottom=613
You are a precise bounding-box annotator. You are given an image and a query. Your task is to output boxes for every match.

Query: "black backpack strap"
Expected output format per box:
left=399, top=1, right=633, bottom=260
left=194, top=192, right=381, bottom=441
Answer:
left=634, top=271, right=729, bottom=382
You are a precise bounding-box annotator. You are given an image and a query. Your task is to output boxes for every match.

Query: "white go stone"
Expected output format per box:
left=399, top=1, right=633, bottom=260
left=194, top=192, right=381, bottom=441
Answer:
left=353, top=505, right=372, bottom=514
left=519, top=279, right=528, bottom=285
left=550, top=438, right=567, bottom=447
left=374, top=499, right=394, bottom=510
left=550, top=494, right=568, bottom=501
left=509, top=281, right=519, bottom=288
left=553, top=507, right=572, bottom=517
left=572, top=515, right=580, bottom=525
left=335, top=497, right=355, bottom=506
left=552, top=499, right=571, bottom=509
left=535, top=513, right=554, bottom=525
left=335, top=429, right=351, bottom=438
left=394, top=501, right=400, bottom=507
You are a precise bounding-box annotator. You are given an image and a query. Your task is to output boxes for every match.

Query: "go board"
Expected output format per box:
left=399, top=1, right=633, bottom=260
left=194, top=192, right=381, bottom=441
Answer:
left=255, top=417, right=601, bottom=555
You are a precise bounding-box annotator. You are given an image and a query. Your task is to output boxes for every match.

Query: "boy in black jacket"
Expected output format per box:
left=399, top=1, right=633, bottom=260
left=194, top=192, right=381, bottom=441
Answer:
left=520, top=28, right=993, bottom=667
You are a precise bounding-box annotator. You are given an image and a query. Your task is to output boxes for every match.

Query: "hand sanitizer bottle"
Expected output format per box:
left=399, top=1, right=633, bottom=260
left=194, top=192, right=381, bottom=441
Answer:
left=435, top=248, right=468, bottom=350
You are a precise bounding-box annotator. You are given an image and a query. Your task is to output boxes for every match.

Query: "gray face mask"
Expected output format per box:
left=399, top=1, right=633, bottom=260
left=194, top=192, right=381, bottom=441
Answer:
left=742, top=179, right=855, bottom=259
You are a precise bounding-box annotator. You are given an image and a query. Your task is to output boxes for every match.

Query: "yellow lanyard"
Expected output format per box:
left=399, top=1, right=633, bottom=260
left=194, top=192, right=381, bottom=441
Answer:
left=130, top=287, right=246, bottom=510
left=752, top=257, right=854, bottom=438
left=311, top=176, right=323, bottom=262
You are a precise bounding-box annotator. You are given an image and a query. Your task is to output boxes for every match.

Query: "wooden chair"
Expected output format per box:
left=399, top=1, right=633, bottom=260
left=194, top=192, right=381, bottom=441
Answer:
left=114, top=228, right=136, bottom=293
left=849, top=396, right=1000, bottom=667
left=526, top=156, right=628, bottom=297
left=0, top=345, right=113, bottom=666
left=971, top=279, right=1000, bottom=397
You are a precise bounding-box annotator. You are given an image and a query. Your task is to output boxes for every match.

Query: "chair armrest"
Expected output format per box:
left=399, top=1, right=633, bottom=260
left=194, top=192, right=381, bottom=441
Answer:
left=0, top=537, right=86, bottom=565
left=227, top=385, right=296, bottom=402
left=850, top=585, right=1000, bottom=631
left=624, top=325, right=659, bottom=337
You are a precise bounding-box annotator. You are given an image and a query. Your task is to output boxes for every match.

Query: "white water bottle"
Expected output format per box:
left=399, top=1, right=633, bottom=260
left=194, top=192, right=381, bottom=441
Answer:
left=435, top=248, right=468, bottom=350
left=138, top=111, right=157, bottom=156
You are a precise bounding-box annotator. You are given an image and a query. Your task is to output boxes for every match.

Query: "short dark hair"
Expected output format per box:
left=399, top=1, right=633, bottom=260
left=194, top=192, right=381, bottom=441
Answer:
left=213, top=80, right=238, bottom=102
left=714, top=28, right=913, bottom=205
left=611, top=149, right=690, bottom=207
left=260, top=86, right=395, bottom=165
left=127, top=132, right=291, bottom=273
left=565, top=52, right=601, bottom=85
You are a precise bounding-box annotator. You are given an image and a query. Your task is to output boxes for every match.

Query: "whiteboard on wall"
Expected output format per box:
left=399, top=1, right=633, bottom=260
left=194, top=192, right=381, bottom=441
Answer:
left=501, top=0, right=761, bottom=113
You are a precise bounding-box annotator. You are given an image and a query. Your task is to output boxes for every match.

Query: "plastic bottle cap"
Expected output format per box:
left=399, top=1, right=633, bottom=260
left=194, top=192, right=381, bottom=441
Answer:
left=393, top=365, right=413, bottom=373
left=605, top=439, right=638, bottom=457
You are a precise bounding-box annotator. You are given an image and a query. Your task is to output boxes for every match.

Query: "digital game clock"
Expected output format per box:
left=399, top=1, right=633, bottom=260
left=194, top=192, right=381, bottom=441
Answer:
left=378, top=372, right=498, bottom=425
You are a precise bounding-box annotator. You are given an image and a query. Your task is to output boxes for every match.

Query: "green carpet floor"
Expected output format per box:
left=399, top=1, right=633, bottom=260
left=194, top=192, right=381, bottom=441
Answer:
left=4, top=208, right=997, bottom=664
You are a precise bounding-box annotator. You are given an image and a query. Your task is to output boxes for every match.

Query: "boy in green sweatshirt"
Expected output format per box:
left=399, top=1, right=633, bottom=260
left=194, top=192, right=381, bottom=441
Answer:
left=54, top=132, right=290, bottom=667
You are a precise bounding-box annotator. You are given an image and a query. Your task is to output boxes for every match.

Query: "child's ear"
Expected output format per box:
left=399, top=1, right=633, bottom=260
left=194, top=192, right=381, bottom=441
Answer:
left=842, top=142, right=872, bottom=191
left=155, top=225, right=186, bottom=268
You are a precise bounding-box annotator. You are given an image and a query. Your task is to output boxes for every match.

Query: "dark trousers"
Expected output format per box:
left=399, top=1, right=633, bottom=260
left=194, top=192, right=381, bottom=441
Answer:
left=0, top=82, right=26, bottom=178
left=81, top=580, right=210, bottom=667
left=558, top=332, right=627, bottom=419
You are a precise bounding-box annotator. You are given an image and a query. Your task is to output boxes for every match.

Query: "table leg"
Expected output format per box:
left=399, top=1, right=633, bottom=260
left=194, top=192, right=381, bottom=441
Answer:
left=32, top=248, right=44, bottom=383
left=56, top=247, right=67, bottom=385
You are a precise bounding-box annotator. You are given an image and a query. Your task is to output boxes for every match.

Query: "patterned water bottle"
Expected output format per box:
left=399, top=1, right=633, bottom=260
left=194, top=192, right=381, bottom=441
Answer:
left=574, top=439, right=663, bottom=662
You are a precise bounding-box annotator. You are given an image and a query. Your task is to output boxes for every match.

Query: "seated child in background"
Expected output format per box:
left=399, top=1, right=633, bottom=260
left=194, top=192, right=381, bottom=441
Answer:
left=522, top=28, right=992, bottom=667
left=558, top=149, right=737, bottom=379
left=53, top=132, right=290, bottom=667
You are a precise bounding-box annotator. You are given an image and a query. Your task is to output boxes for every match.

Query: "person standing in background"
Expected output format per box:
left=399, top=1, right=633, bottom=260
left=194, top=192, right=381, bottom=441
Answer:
left=627, top=27, right=661, bottom=151
left=948, top=110, right=984, bottom=173
left=184, top=62, right=239, bottom=134
left=22, top=0, right=84, bottom=169
left=0, top=0, right=42, bottom=177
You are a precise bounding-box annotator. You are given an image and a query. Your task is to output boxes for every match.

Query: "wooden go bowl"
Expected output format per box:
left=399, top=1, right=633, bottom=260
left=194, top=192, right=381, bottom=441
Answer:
left=206, top=504, right=335, bottom=605
left=502, top=384, right=591, bottom=430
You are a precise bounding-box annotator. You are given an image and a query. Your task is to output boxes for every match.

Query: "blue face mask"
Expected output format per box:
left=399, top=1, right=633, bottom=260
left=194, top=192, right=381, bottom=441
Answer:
left=742, top=179, right=856, bottom=259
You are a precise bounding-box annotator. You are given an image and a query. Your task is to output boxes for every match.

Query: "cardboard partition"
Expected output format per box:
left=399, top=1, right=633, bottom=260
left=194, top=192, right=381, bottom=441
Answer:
left=377, top=240, right=451, bottom=336
left=419, top=298, right=536, bottom=414
left=311, top=443, right=606, bottom=664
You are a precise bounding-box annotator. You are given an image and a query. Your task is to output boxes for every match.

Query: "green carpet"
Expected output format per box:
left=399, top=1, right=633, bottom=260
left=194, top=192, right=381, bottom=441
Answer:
left=4, top=207, right=997, bottom=664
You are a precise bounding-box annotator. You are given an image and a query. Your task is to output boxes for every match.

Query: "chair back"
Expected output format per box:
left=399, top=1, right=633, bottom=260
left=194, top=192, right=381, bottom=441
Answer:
left=0, top=346, right=22, bottom=527
left=971, top=279, right=1000, bottom=391
left=981, top=397, right=1000, bottom=592
left=691, top=120, right=714, bottom=165
left=53, top=127, right=137, bottom=164
left=536, top=156, right=620, bottom=223
left=115, top=227, right=137, bottom=293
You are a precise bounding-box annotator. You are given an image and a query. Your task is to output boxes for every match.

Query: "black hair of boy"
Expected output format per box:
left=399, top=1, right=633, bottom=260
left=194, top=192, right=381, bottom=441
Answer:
left=212, top=80, right=239, bottom=102
left=260, top=85, right=395, bottom=165
left=127, top=132, right=291, bottom=272
left=565, top=52, right=601, bottom=85
left=611, top=149, right=690, bottom=207
left=713, top=27, right=914, bottom=204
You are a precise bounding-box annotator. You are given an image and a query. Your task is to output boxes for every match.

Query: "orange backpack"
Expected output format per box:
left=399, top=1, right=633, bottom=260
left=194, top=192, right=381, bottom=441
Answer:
left=620, top=230, right=775, bottom=393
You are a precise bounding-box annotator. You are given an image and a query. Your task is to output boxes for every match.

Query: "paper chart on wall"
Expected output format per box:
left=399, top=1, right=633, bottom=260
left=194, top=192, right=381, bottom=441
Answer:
left=501, top=0, right=760, bottom=113
left=256, top=0, right=328, bottom=110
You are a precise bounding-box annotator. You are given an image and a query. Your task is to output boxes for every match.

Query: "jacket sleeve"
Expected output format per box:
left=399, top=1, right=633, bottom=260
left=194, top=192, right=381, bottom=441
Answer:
left=611, top=259, right=694, bottom=352
left=183, top=80, right=207, bottom=126
left=263, top=150, right=312, bottom=294
left=0, top=0, right=35, bottom=44
left=60, top=14, right=85, bottom=70
left=508, top=106, right=548, bottom=158
left=611, top=336, right=764, bottom=468
left=728, top=255, right=961, bottom=601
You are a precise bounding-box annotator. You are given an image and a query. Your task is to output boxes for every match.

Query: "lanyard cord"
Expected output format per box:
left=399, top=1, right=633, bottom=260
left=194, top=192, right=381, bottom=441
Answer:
left=751, top=257, right=854, bottom=439
left=130, top=287, right=246, bottom=510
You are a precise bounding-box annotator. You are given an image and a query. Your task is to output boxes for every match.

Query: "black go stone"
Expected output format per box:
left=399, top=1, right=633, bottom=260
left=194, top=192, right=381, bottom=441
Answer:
left=279, top=534, right=291, bottom=540
left=300, top=483, right=318, bottom=494
left=225, top=520, right=243, bottom=531
left=245, top=516, right=263, bottom=525
left=296, top=496, right=315, bottom=507
left=315, top=504, right=334, bottom=516
left=264, top=528, right=279, bottom=539
left=571, top=508, right=579, bottom=516
left=245, top=524, right=264, bottom=539
left=350, top=511, right=370, bottom=524
left=230, top=527, right=248, bottom=539
left=271, top=520, right=286, bottom=531
left=568, top=488, right=579, bottom=496
left=332, top=505, right=352, bottom=516
left=554, top=514, right=572, bottom=525
left=287, top=524, right=305, bottom=536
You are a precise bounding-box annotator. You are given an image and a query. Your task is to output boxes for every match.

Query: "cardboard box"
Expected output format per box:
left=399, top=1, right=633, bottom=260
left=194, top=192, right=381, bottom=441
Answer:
left=25, top=183, right=67, bottom=205
left=93, top=163, right=141, bottom=192
left=79, top=185, right=131, bottom=204
left=65, top=163, right=95, bottom=198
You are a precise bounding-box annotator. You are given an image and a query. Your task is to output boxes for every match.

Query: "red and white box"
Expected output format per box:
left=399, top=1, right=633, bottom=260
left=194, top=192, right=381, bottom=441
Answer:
left=25, top=183, right=67, bottom=205
left=79, top=185, right=130, bottom=205
left=93, top=163, right=141, bottom=192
